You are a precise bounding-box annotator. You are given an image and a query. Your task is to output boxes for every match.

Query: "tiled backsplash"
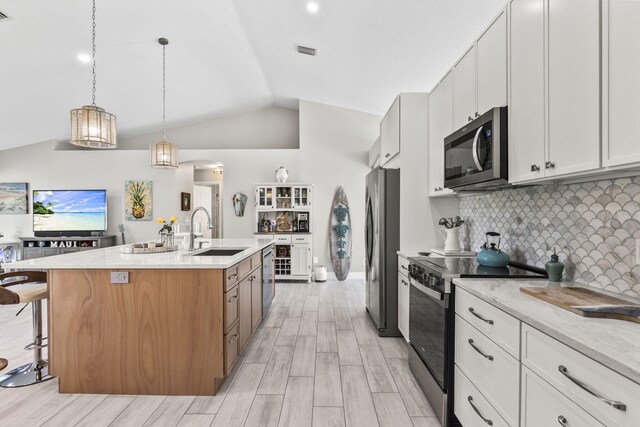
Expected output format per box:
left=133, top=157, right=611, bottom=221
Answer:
left=459, top=176, right=640, bottom=298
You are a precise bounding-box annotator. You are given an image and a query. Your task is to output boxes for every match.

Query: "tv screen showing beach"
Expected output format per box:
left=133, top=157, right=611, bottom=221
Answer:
left=33, top=190, right=107, bottom=232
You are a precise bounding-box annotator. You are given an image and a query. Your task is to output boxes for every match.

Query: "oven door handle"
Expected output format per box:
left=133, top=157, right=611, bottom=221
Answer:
left=409, top=277, right=444, bottom=301
left=472, top=126, right=484, bottom=172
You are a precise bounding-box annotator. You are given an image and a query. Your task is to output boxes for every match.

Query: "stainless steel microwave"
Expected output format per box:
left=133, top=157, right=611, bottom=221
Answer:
left=443, top=107, right=508, bottom=190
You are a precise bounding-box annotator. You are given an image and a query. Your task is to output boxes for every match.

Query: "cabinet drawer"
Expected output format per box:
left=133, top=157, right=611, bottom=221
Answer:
left=398, top=255, right=409, bottom=277
left=224, top=323, right=239, bottom=375
left=274, top=235, right=291, bottom=244
left=455, top=287, right=520, bottom=358
left=291, top=235, right=310, bottom=244
left=454, top=366, right=509, bottom=427
left=522, top=365, right=604, bottom=427
left=455, top=315, right=520, bottom=426
left=224, top=265, right=239, bottom=292
left=522, top=324, right=640, bottom=426
left=249, top=251, right=262, bottom=271
left=224, top=286, right=239, bottom=334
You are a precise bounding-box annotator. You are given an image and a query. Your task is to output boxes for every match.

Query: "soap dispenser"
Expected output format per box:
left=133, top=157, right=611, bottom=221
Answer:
left=545, top=248, right=565, bottom=282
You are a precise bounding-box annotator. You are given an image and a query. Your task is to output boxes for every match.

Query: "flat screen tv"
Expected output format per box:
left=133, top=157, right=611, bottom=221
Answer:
left=33, top=190, right=107, bottom=237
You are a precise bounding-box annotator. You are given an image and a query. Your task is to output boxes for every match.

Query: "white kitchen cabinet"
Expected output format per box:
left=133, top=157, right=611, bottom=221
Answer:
left=521, top=366, right=604, bottom=427
left=290, top=243, right=311, bottom=278
left=428, top=72, right=455, bottom=197
left=255, top=186, right=276, bottom=209
left=603, top=0, right=640, bottom=167
left=452, top=47, right=477, bottom=130
left=452, top=10, right=508, bottom=131
left=509, top=0, right=600, bottom=184
left=547, top=0, right=600, bottom=177
left=292, top=186, right=312, bottom=209
left=397, top=254, right=410, bottom=341
left=477, top=10, right=508, bottom=116
left=380, top=96, right=400, bottom=165
left=508, top=0, right=546, bottom=183
left=455, top=366, right=509, bottom=427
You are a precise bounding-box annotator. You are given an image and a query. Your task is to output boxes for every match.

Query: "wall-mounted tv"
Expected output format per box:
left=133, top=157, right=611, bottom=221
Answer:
left=33, top=190, right=107, bottom=237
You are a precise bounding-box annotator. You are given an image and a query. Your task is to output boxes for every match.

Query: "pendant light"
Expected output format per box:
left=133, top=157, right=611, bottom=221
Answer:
left=70, top=0, right=117, bottom=149
left=150, top=38, right=178, bottom=168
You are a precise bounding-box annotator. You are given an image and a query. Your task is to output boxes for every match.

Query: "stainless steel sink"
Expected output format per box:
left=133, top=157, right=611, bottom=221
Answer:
left=191, top=248, right=247, bottom=257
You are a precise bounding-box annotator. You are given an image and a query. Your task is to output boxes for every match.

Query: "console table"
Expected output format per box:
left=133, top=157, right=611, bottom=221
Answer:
left=20, top=236, right=117, bottom=260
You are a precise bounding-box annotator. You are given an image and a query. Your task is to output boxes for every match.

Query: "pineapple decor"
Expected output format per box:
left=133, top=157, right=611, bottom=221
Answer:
left=125, top=180, right=153, bottom=221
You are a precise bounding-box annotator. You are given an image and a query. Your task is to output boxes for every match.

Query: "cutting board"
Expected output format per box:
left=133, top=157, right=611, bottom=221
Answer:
left=521, top=287, right=640, bottom=324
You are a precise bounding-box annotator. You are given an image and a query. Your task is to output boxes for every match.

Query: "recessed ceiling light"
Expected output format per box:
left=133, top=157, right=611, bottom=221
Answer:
left=307, top=2, right=319, bottom=13
left=77, top=53, right=91, bottom=63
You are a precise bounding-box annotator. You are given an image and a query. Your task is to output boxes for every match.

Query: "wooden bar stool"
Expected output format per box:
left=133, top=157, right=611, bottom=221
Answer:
left=0, top=358, right=6, bottom=371
left=0, top=271, right=53, bottom=387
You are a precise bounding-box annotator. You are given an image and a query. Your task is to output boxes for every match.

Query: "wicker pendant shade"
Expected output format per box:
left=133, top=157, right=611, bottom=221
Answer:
left=150, top=37, right=178, bottom=168
left=150, top=140, right=178, bottom=168
left=70, top=105, right=117, bottom=148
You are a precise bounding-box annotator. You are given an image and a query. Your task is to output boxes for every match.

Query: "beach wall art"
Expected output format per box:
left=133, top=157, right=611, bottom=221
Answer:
left=0, top=183, right=28, bottom=214
left=125, top=180, right=153, bottom=221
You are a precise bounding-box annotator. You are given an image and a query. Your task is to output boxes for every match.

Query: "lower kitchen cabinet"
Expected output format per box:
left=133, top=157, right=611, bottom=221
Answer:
left=455, top=366, right=509, bottom=427
left=397, top=255, right=410, bottom=341
left=521, top=366, right=604, bottom=427
left=238, top=275, right=252, bottom=353
left=251, top=268, right=263, bottom=332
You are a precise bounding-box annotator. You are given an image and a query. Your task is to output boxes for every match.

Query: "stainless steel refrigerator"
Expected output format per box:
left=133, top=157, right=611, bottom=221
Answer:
left=365, top=167, right=400, bottom=337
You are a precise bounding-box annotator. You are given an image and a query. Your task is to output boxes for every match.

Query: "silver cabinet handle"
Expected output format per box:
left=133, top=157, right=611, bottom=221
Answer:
left=475, top=112, right=480, bottom=117
left=472, top=126, right=484, bottom=172
left=227, top=295, right=238, bottom=303
left=468, top=116, right=473, bottom=122
left=401, top=279, right=408, bottom=286
left=385, top=153, right=391, bottom=158
left=531, top=164, right=540, bottom=172
left=557, top=416, right=567, bottom=426
left=229, top=334, right=239, bottom=343
left=545, top=161, right=556, bottom=169
left=468, top=396, right=493, bottom=425
left=558, top=365, right=626, bottom=411
left=468, top=339, right=493, bottom=361
left=468, top=307, right=494, bottom=325
left=401, top=265, right=408, bottom=270
left=228, top=273, right=238, bottom=280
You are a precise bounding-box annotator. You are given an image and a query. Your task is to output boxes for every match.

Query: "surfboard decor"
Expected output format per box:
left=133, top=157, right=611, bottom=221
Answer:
left=329, top=186, right=352, bottom=281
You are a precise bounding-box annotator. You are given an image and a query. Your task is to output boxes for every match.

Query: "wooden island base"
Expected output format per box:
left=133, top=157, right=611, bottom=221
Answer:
left=48, top=269, right=229, bottom=396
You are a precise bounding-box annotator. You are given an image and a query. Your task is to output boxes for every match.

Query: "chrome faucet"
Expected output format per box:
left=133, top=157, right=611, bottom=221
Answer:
left=189, top=206, right=214, bottom=251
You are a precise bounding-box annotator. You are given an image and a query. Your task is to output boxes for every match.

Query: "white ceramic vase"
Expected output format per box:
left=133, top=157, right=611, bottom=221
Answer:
left=439, top=227, right=462, bottom=252
left=275, top=166, right=289, bottom=183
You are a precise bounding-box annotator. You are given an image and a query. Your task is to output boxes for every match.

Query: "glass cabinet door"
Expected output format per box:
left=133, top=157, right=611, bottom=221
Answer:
left=293, top=186, right=311, bottom=208
left=256, top=186, right=275, bottom=208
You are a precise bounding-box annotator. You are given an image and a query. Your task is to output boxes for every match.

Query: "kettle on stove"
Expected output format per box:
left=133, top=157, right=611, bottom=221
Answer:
left=476, top=232, right=510, bottom=267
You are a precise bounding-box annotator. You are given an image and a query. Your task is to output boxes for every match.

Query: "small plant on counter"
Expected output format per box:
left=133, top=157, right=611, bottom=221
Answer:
left=156, top=216, right=177, bottom=234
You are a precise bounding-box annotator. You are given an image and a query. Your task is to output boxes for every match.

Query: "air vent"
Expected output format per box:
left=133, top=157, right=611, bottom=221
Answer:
left=297, top=45, right=317, bottom=56
left=0, top=11, right=9, bottom=20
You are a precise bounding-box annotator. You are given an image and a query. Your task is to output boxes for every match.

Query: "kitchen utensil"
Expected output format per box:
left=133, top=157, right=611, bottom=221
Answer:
left=521, top=287, right=640, bottom=324
left=476, top=231, right=510, bottom=267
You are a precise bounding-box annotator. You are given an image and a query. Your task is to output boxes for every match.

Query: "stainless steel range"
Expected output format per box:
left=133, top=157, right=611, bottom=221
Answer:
left=407, top=256, right=546, bottom=426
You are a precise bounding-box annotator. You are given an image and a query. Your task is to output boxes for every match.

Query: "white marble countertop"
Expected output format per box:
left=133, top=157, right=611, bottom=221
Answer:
left=6, top=238, right=275, bottom=270
left=453, top=278, right=640, bottom=384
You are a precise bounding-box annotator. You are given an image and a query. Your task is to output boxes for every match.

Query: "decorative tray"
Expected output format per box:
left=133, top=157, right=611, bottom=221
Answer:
left=120, top=244, right=178, bottom=254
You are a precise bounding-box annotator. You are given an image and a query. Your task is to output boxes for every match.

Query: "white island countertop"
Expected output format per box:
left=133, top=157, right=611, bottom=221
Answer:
left=6, top=238, right=275, bottom=270
left=453, top=277, right=640, bottom=385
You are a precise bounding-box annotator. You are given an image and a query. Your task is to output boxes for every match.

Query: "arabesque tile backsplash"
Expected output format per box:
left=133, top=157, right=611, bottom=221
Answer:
left=459, top=176, right=640, bottom=298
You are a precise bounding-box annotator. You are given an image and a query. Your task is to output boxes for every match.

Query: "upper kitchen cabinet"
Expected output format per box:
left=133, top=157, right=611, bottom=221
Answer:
left=429, top=72, right=455, bottom=197
left=603, top=0, right=640, bottom=168
left=380, top=96, right=401, bottom=165
left=453, top=10, right=507, bottom=130
left=509, top=0, right=600, bottom=184
left=547, top=0, right=600, bottom=177
left=509, top=0, right=545, bottom=182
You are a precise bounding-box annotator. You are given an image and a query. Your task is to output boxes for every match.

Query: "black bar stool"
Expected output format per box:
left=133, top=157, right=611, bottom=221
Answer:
left=0, top=271, right=53, bottom=387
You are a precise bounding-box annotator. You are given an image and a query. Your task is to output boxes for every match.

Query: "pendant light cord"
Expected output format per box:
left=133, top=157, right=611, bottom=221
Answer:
left=91, top=0, right=97, bottom=106
left=162, top=42, right=166, bottom=140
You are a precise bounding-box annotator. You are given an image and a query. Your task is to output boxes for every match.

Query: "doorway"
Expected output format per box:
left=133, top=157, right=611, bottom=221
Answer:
left=193, top=163, right=223, bottom=239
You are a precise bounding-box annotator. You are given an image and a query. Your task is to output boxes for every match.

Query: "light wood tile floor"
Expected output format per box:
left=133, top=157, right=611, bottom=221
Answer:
left=0, top=280, right=440, bottom=427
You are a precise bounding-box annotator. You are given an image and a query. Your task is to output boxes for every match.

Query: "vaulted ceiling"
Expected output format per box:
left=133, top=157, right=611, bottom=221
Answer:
left=0, top=0, right=505, bottom=151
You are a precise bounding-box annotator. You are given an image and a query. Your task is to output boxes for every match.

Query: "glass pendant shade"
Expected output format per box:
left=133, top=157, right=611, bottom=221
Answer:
left=70, top=105, right=117, bottom=148
left=150, top=140, right=178, bottom=168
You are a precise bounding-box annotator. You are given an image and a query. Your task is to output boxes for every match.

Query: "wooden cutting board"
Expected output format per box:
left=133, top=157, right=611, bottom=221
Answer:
left=521, top=287, right=640, bottom=324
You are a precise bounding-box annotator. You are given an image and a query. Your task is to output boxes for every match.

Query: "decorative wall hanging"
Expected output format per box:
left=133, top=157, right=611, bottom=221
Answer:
left=181, top=192, right=191, bottom=211
left=329, top=186, right=352, bottom=281
left=69, top=0, right=117, bottom=148
left=125, top=180, right=152, bottom=221
left=150, top=38, right=178, bottom=168
left=232, top=192, right=247, bottom=217
left=0, top=183, right=28, bottom=214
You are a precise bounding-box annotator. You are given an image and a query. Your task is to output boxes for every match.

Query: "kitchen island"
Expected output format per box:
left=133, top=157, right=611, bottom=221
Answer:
left=7, top=238, right=274, bottom=396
